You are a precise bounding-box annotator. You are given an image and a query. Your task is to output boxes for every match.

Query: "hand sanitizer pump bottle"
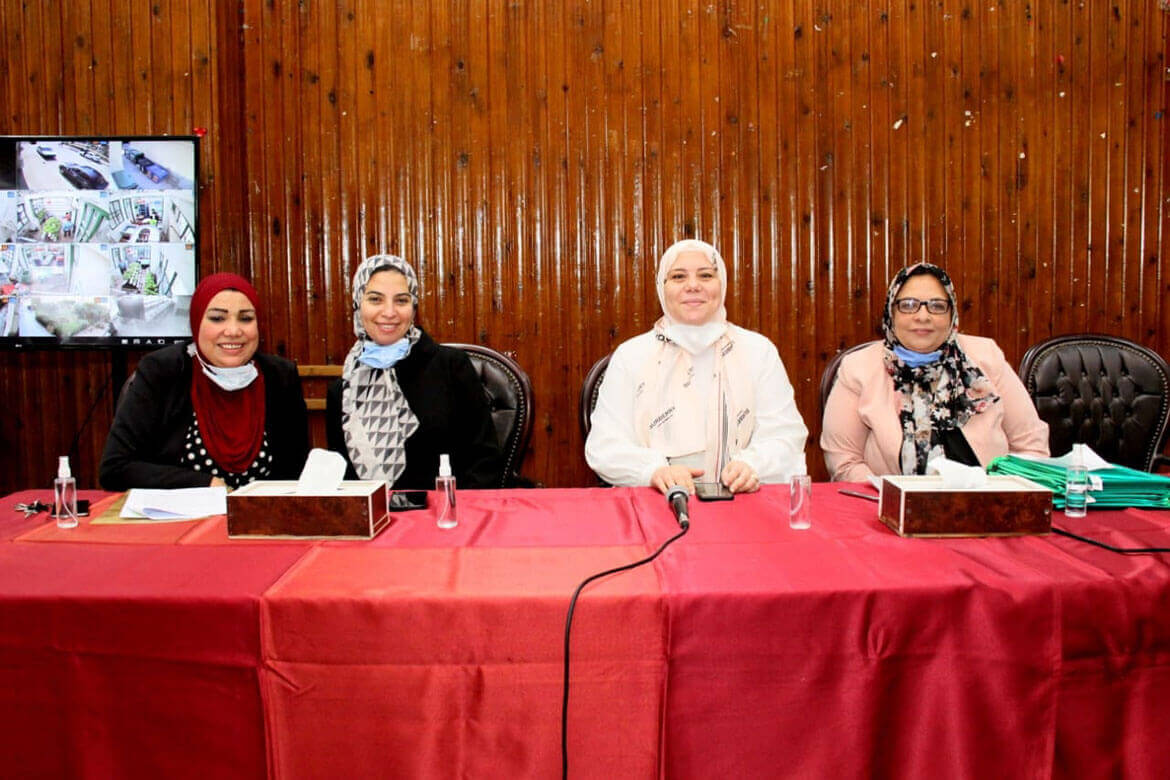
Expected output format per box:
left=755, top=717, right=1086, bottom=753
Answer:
left=54, top=456, right=79, bottom=529
left=1064, top=443, right=1090, bottom=518
left=435, top=453, right=457, bottom=529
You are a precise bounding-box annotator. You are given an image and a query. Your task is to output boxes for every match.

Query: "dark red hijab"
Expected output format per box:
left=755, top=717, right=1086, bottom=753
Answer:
left=189, top=273, right=266, bottom=473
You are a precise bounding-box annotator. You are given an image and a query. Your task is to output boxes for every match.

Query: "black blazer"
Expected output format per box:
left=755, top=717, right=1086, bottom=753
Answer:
left=99, top=343, right=310, bottom=490
left=326, top=329, right=504, bottom=489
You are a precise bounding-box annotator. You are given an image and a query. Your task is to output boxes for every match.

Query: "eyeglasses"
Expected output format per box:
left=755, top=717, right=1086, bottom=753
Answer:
left=894, top=297, right=951, bottom=315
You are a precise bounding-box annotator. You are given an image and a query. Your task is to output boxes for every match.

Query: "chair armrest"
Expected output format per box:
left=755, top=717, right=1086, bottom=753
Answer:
left=1154, top=453, right=1170, bottom=475
left=507, top=473, right=543, bottom=489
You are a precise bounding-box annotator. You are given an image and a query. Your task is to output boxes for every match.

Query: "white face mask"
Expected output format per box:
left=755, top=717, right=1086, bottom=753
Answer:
left=188, top=343, right=259, bottom=392
left=660, top=321, right=727, bottom=355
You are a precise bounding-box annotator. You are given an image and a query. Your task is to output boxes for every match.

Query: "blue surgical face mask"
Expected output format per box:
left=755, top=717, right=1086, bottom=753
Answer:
left=360, top=339, right=411, bottom=369
left=188, top=343, right=259, bottom=391
left=893, top=343, right=942, bottom=367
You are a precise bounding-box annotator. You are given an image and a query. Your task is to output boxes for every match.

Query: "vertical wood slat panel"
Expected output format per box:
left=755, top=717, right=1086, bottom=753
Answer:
left=844, top=0, right=871, bottom=353
left=1028, top=1, right=1055, bottom=360
left=1129, top=0, right=1157, bottom=345
left=22, top=0, right=46, bottom=133
left=532, top=0, right=569, bottom=478
left=1144, top=3, right=1168, bottom=348
left=1013, top=2, right=1037, bottom=363
left=1, top=1, right=1168, bottom=494
left=1087, top=2, right=1111, bottom=330
left=867, top=1, right=893, bottom=338
left=0, top=0, right=230, bottom=492
left=1000, top=0, right=1022, bottom=360
left=1162, top=9, right=1170, bottom=354
left=279, top=3, right=305, bottom=359
left=1103, top=0, right=1128, bottom=337
left=0, top=3, right=15, bottom=130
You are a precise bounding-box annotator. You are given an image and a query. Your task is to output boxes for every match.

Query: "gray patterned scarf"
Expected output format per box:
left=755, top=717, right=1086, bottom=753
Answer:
left=340, top=254, right=421, bottom=483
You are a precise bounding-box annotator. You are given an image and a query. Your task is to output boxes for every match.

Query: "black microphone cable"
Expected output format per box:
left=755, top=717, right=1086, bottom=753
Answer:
left=560, top=517, right=689, bottom=779
left=1051, top=526, right=1170, bottom=554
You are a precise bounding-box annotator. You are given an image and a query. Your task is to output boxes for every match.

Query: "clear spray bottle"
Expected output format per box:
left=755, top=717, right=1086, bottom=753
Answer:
left=435, top=453, right=457, bottom=529
left=1064, top=443, right=1089, bottom=518
left=54, top=455, right=79, bottom=529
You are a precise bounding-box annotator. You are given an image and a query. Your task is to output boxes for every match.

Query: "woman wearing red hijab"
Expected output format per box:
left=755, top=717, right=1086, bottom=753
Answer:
left=100, top=272, right=309, bottom=489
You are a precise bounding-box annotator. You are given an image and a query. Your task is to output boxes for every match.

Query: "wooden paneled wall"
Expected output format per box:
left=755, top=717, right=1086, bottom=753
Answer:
left=1, top=1, right=1167, bottom=493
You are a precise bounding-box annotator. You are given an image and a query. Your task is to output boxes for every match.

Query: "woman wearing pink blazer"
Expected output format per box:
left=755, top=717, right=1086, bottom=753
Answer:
left=821, top=263, right=1049, bottom=483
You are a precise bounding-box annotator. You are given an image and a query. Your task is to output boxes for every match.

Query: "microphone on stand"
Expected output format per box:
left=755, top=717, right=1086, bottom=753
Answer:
left=666, top=485, right=690, bottom=529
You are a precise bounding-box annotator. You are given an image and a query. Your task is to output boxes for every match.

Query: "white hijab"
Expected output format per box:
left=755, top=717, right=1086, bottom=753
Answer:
left=634, top=239, right=756, bottom=479
left=655, top=238, right=730, bottom=354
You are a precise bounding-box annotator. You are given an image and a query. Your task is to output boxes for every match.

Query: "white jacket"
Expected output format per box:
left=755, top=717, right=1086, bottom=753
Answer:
left=585, top=325, right=809, bottom=486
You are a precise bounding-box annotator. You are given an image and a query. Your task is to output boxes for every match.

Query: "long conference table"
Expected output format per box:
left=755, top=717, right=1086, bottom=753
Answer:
left=1, top=483, right=1168, bottom=778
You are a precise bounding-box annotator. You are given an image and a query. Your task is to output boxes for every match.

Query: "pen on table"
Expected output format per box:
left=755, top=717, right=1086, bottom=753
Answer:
left=838, top=489, right=879, bottom=503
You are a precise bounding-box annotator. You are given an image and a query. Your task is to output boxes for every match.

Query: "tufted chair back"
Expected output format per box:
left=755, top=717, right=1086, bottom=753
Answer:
left=578, top=353, right=612, bottom=485
left=445, top=343, right=534, bottom=487
left=1018, top=334, right=1170, bottom=472
left=578, top=353, right=612, bottom=440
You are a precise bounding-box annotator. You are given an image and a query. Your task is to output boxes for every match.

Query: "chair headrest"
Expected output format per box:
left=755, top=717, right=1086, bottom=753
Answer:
left=1023, top=336, right=1170, bottom=471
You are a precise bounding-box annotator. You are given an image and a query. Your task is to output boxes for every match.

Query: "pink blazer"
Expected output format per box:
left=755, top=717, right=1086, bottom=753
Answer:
left=820, top=334, right=1050, bottom=482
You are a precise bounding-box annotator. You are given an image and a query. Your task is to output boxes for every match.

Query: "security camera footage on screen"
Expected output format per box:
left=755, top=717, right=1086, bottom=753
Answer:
left=0, top=137, right=197, bottom=347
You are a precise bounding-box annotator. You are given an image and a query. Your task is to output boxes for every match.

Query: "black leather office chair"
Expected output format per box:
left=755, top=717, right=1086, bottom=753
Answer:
left=125, top=348, right=534, bottom=486
left=819, top=341, right=879, bottom=412
left=579, top=353, right=611, bottom=440
left=578, top=352, right=612, bottom=486
left=447, top=343, right=534, bottom=487
left=1018, top=334, right=1170, bottom=472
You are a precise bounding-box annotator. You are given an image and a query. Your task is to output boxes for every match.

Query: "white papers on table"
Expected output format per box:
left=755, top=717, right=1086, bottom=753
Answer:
left=1013, top=443, right=1112, bottom=471
left=1012, top=443, right=1109, bottom=490
left=120, top=486, right=228, bottom=521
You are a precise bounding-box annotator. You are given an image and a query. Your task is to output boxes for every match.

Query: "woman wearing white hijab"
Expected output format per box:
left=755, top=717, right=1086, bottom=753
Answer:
left=585, top=239, right=809, bottom=494
left=326, top=254, right=504, bottom=489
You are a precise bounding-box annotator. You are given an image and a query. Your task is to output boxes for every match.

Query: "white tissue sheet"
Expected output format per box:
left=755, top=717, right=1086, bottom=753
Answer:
left=296, top=448, right=348, bottom=495
left=926, top=457, right=989, bottom=489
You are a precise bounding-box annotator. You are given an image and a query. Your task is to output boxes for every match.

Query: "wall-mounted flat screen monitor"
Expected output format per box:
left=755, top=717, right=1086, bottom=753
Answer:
left=0, top=135, right=198, bottom=349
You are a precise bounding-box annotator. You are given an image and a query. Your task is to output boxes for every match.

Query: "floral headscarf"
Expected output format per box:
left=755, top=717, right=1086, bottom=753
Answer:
left=882, top=263, right=999, bottom=474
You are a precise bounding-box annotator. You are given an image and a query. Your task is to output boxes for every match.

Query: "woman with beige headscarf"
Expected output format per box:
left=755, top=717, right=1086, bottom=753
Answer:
left=585, top=239, right=808, bottom=495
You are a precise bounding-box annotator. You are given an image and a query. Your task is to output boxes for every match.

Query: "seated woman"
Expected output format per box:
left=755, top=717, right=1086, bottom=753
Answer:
left=326, top=254, right=504, bottom=489
left=585, top=239, right=809, bottom=494
left=100, top=272, right=309, bottom=490
left=821, top=262, right=1049, bottom=482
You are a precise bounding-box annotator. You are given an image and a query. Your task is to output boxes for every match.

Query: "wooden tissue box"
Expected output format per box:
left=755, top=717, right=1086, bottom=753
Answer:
left=878, top=474, right=1052, bottom=538
left=227, top=480, right=389, bottom=539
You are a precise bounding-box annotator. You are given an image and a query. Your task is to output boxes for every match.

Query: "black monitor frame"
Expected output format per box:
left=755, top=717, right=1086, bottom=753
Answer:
left=0, top=134, right=199, bottom=351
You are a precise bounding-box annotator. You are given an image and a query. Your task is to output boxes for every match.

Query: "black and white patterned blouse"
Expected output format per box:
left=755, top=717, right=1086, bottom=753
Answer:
left=181, top=412, right=274, bottom=490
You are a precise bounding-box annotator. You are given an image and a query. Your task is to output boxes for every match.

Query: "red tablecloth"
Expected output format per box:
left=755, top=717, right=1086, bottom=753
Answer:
left=0, top=490, right=308, bottom=777
left=1, top=485, right=1168, bottom=778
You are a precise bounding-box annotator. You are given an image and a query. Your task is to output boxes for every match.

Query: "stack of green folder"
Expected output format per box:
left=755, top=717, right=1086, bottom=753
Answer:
left=987, top=454, right=1170, bottom=510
